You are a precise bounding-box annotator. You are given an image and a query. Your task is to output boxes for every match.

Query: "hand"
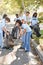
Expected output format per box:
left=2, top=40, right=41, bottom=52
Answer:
left=6, top=32, right=9, bottom=35
left=20, top=32, right=23, bottom=36
left=6, top=31, right=10, bottom=35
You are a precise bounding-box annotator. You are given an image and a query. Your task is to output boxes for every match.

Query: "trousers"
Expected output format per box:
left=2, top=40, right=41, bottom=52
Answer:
left=22, top=32, right=32, bottom=51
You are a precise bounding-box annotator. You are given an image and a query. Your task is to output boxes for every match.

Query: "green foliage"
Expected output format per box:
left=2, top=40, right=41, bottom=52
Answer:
left=40, top=30, right=43, bottom=35
left=38, top=12, right=43, bottom=23
left=0, top=0, right=43, bottom=14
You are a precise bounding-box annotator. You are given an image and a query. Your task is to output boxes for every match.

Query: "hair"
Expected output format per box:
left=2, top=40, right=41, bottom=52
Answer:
left=26, top=11, right=30, bottom=14
left=16, top=14, right=18, bottom=16
left=3, top=14, right=7, bottom=18
left=33, top=12, right=37, bottom=17
left=6, top=17, right=10, bottom=22
left=16, top=14, right=19, bottom=18
left=16, top=20, right=22, bottom=26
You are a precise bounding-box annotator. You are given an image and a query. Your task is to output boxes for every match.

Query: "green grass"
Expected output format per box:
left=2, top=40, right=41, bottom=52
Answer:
left=39, top=39, right=43, bottom=44
left=33, top=30, right=43, bottom=44
left=40, top=30, right=43, bottom=35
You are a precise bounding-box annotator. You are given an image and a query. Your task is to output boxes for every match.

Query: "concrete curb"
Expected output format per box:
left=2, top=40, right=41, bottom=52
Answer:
left=31, top=39, right=43, bottom=62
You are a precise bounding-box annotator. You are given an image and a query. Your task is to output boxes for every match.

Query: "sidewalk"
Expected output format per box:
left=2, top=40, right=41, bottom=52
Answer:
left=0, top=41, right=42, bottom=65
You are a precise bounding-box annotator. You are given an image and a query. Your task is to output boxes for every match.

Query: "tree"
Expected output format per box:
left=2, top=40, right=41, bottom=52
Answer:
left=0, top=0, right=43, bottom=14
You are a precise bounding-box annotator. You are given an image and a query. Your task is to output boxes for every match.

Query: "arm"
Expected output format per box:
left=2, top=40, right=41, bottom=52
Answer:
left=23, top=29, right=26, bottom=34
left=2, top=26, right=9, bottom=35
left=19, top=29, right=26, bottom=37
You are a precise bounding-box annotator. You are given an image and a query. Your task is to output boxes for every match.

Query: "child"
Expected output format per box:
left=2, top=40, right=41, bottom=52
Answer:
left=12, top=19, right=20, bottom=39
left=14, top=14, right=20, bottom=22
left=0, top=17, right=9, bottom=49
left=11, top=24, right=19, bottom=39
left=16, top=19, right=32, bottom=52
left=4, top=17, right=14, bottom=49
left=30, top=12, right=41, bottom=37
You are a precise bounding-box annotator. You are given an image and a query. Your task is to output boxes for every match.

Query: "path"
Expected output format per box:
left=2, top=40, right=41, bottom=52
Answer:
left=0, top=23, right=43, bottom=65
left=0, top=39, right=43, bottom=65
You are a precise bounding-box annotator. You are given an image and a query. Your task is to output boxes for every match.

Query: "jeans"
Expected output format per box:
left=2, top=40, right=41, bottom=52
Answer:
left=0, top=33, right=3, bottom=48
left=22, top=32, right=32, bottom=52
left=3, top=31, right=5, bottom=37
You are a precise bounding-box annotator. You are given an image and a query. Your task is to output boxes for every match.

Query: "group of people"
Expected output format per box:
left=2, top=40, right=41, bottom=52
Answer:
left=0, top=11, right=41, bottom=52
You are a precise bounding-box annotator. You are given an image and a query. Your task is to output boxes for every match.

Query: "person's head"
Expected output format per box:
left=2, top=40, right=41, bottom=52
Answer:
left=5, top=17, right=10, bottom=23
left=26, top=11, right=30, bottom=16
left=16, top=20, right=22, bottom=27
left=3, top=14, right=7, bottom=19
left=16, top=14, right=19, bottom=18
left=33, top=12, right=37, bottom=17
left=21, top=16, right=26, bottom=24
left=21, top=19, right=25, bottom=24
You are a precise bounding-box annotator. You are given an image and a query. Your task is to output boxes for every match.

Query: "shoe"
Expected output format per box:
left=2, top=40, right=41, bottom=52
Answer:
left=2, top=47, right=9, bottom=49
left=19, top=47, right=24, bottom=49
left=25, top=50, right=28, bottom=52
left=8, top=47, right=13, bottom=50
left=25, top=50, right=29, bottom=52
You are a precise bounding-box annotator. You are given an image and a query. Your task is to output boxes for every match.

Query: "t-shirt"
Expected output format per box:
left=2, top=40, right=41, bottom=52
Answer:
left=19, top=16, right=22, bottom=20
left=31, top=17, right=39, bottom=26
left=0, top=19, right=6, bottom=33
left=26, top=16, right=31, bottom=23
left=22, top=14, right=31, bottom=23
left=22, top=14, right=27, bottom=21
left=14, top=17, right=20, bottom=21
left=22, top=23, right=32, bottom=32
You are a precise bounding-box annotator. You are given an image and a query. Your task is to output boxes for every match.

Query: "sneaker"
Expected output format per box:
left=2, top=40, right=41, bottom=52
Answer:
left=19, top=47, right=24, bottom=49
left=25, top=50, right=29, bottom=52
left=2, top=47, right=9, bottom=49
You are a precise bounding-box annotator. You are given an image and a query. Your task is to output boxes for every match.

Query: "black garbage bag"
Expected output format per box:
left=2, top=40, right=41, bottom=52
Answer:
left=33, top=24, right=41, bottom=37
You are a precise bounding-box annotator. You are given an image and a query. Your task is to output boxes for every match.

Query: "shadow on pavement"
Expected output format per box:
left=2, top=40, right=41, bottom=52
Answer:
left=0, top=49, right=12, bottom=57
left=10, top=49, right=29, bottom=65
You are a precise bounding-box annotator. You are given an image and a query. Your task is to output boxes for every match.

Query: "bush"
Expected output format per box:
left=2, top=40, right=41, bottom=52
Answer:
left=38, top=12, right=43, bottom=23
